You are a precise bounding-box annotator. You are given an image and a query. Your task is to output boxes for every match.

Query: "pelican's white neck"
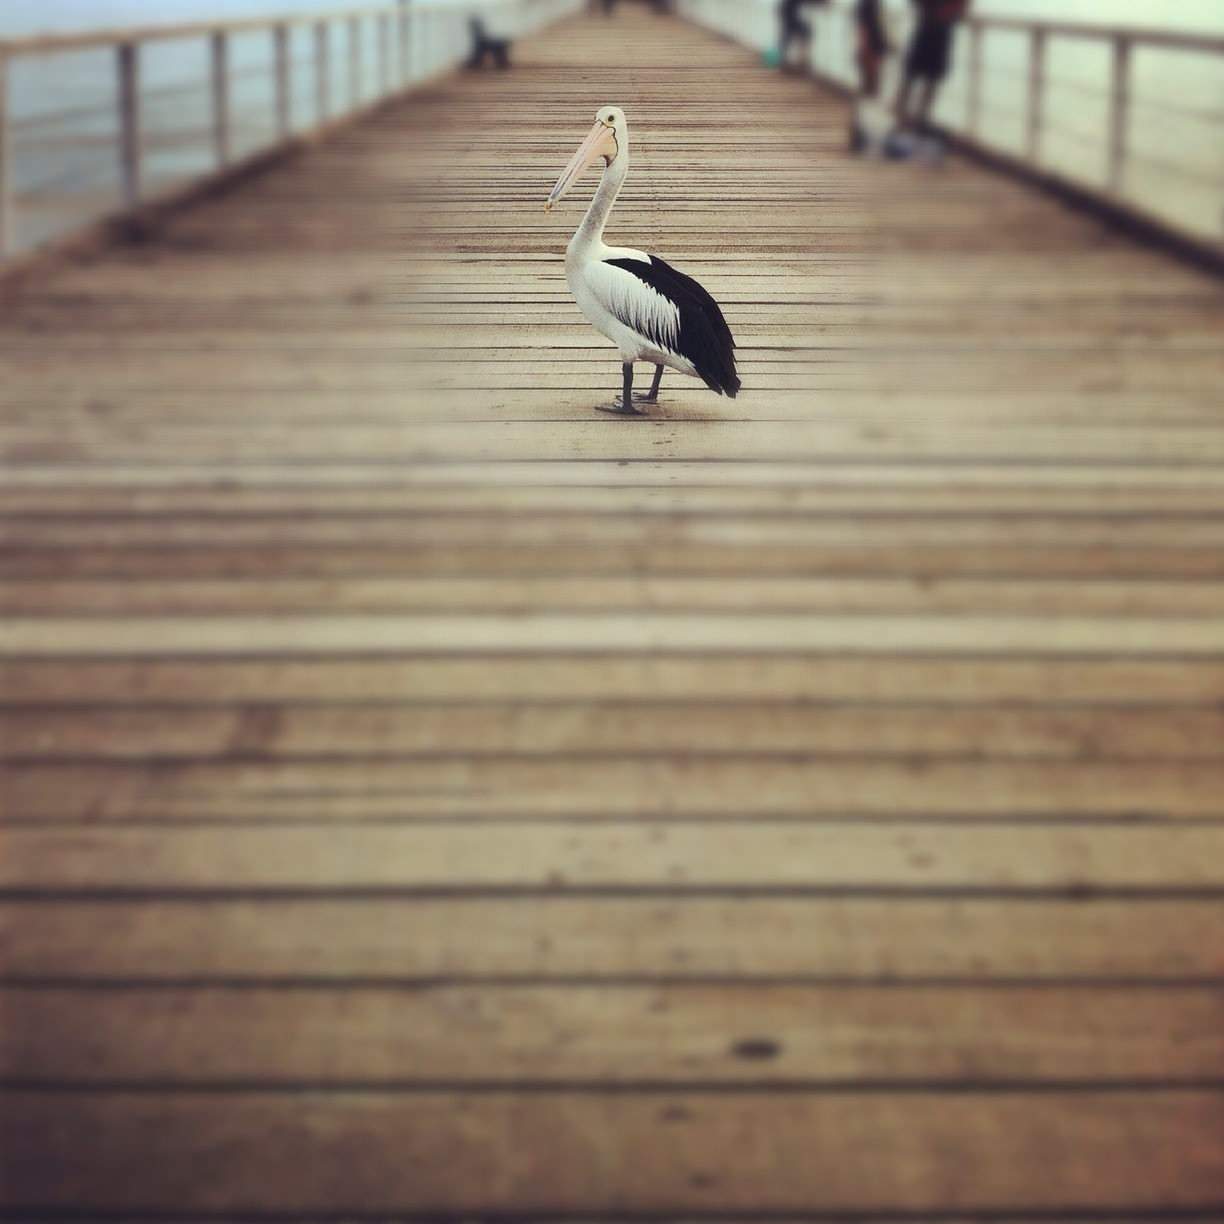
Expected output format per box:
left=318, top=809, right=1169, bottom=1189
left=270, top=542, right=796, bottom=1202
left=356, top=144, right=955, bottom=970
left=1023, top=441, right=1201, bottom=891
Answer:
left=568, top=152, right=629, bottom=263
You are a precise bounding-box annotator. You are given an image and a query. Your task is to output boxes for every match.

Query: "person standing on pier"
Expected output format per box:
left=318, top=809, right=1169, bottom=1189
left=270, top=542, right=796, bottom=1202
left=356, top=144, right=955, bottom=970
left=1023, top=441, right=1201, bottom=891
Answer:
left=855, top=0, right=892, bottom=98
left=896, top=0, right=970, bottom=130
left=849, top=0, right=898, bottom=156
left=777, top=0, right=828, bottom=74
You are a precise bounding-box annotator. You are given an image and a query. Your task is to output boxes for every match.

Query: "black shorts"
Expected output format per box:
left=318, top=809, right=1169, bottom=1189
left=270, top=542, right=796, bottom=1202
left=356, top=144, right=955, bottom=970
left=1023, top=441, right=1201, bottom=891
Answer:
left=906, top=22, right=954, bottom=81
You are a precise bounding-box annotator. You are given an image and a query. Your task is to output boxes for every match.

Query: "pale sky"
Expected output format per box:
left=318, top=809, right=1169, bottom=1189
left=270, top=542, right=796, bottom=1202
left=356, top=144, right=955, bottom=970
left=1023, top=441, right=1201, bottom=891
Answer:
left=4, top=0, right=1224, bottom=39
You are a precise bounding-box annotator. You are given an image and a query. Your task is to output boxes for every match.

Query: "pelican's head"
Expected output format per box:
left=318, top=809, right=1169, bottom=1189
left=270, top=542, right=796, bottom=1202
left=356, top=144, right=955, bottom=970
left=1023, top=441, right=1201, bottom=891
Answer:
left=545, top=106, right=627, bottom=212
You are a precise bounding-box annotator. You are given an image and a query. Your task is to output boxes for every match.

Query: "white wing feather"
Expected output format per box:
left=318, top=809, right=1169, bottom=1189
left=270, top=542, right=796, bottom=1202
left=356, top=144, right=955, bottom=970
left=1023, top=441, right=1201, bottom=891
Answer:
left=579, top=259, right=682, bottom=354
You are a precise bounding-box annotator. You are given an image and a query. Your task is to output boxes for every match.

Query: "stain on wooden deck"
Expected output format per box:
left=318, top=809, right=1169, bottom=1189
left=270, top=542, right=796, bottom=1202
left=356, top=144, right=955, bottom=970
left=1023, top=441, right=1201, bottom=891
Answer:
left=2, top=6, right=1224, bottom=1216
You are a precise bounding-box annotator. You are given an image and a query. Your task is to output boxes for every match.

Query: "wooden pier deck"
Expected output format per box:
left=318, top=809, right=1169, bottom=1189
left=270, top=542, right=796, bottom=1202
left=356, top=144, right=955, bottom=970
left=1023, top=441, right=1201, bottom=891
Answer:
left=3, top=6, right=1224, bottom=1216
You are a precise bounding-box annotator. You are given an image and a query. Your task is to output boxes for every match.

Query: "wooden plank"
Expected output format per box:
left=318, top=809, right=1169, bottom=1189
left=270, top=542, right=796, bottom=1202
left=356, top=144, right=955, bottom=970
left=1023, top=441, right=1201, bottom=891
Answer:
left=8, top=476, right=1224, bottom=516
left=10, top=388, right=1224, bottom=428
left=11, top=513, right=1224, bottom=549
left=4, top=898, right=1222, bottom=981
left=8, top=318, right=1224, bottom=345
left=6, top=984, right=1222, bottom=1084
left=9, top=542, right=1224, bottom=580
left=4, top=613, right=1224, bottom=657
left=8, top=418, right=1224, bottom=465
left=4, top=655, right=1223, bottom=706
left=0, top=1218, right=1171, bottom=1224
left=11, top=575, right=1224, bottom=618
left=7, top=824, right=1224, bottom=892
left=4, top=460, right=1223, bottom=495
left=4, top=1091, right=1224, bottom=1212
left=5, top=757, right=1224, bottom=821
left=5, top=702, right=1224, bottom=762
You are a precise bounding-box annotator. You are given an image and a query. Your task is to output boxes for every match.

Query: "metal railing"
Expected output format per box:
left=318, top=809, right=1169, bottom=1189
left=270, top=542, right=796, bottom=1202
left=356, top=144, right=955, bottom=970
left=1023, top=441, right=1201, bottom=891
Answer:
left=0, top=0, right=579, bottom=261
left=677, top=0, right=1224, bottom=254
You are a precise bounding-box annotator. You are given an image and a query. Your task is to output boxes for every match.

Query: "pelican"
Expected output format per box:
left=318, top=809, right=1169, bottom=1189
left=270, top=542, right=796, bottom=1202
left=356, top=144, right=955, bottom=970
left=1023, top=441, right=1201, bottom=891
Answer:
left=546, top=106, right=740, bottom=416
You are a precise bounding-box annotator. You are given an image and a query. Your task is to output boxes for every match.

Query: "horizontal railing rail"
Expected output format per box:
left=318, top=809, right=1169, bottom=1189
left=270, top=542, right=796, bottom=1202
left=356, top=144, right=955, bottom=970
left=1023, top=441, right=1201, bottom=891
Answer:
left=0, top=7, right=404, bottom=56
left=0, top=0, right=580, bottom=262
left=678, top=0, right=1224, bottom=259
left=959, top=17, right=1224, bottom=57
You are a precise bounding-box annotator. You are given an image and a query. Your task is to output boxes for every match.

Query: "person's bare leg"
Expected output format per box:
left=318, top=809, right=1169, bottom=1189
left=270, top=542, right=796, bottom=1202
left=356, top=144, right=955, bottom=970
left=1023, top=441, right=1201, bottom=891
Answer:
left=858, top=52, right=880, bottom=99
left=895, top=73, right=915, bottom=126
left=915, top=79, right=938, bottom=130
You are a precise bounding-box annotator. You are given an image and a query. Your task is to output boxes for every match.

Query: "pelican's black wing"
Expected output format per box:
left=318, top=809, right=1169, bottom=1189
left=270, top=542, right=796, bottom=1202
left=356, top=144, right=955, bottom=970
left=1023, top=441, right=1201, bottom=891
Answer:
left=603, top=255, right=740, bottom=397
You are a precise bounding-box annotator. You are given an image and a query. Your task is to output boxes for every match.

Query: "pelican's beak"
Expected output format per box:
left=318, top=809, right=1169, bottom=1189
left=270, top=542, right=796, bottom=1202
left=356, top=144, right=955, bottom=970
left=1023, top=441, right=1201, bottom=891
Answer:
left=546, top=120, right=618, bottom=212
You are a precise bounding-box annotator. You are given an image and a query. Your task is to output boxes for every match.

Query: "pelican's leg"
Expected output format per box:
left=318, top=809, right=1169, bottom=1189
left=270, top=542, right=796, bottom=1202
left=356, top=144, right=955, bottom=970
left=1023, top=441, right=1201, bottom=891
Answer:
left=597, top=362, right=646, bottom=416
left=635, top=363, right=664, bottom=405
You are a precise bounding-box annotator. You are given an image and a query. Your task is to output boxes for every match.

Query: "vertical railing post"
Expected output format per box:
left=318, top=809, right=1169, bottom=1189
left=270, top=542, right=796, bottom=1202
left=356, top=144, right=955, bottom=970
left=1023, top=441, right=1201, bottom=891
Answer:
left=1109, top=34, right=1131, bottom=194
left=378, top=14, right=391, bottom=96
left=1026, top=26, right=1046, bottom=164
left=315, top=21, right=330, bottom=124
left=211, top=30, right=230, bottom=168
left=967, top=22, right=983, bottom=137
left=348, top=16, right=361, bottom=109
left=0, top=52, right=11, bottom=257
left=398, top=0, right=412, bottom=85
left=843, top=5, right=854, bottom=84
left=274, top=24, right=291, bottom=139
left=117, top=42, right=141, bottom=209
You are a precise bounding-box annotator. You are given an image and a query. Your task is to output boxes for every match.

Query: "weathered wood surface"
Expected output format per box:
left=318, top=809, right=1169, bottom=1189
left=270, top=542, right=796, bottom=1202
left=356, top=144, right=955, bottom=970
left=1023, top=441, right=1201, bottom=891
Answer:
left=3, top=6, right=1224, bottom=1217
left=7, top=984, right=1224, bottom=1083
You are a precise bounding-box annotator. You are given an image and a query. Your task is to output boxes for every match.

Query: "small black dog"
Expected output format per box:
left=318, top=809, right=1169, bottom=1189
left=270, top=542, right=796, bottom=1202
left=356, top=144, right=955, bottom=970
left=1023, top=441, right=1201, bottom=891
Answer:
left=466, top=18, right=510, bottom=69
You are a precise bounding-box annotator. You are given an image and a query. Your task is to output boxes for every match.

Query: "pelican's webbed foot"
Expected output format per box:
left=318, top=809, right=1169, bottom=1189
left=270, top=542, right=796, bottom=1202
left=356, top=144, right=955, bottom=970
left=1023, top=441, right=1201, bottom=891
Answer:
left=597, top=402, right=647, bottom=416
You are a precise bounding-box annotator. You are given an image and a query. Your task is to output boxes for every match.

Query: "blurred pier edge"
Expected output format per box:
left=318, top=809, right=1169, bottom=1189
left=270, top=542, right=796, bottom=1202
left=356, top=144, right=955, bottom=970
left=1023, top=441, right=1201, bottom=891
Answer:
left=0, top=0, right=583, bottom=285
left=3, top=0, right=1224, bottom=283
